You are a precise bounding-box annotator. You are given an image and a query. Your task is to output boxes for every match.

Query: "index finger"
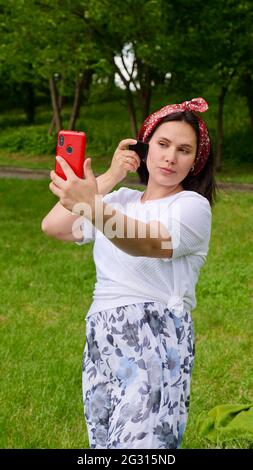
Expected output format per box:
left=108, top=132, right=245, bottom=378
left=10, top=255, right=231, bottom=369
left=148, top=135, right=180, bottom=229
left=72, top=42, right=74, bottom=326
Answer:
left=50, top=169, right=66, bottom=188
left=117, top=139, right=137, bottom=151
left=56, top=156, right=76, bottom=180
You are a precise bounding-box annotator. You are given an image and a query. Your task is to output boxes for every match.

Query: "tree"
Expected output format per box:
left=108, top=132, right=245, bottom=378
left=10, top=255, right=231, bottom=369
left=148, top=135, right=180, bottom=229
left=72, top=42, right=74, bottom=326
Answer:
left=0, top=0, right=39, bottom=123
left=82, top=0, right=173, bottom=136
left=163, top=0, right=253, bottom=171
left=0, top=0, right=98, bottom=131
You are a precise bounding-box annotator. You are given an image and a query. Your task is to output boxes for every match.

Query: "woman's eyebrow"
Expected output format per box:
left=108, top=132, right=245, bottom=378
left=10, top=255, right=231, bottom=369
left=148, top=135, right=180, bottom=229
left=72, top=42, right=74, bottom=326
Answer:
left=158, top=137, right=194, bottom=149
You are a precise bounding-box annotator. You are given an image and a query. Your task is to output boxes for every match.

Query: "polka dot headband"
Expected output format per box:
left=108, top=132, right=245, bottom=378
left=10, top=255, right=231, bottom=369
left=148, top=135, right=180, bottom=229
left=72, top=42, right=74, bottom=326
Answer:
left=138, top=97, right=211, bottom=176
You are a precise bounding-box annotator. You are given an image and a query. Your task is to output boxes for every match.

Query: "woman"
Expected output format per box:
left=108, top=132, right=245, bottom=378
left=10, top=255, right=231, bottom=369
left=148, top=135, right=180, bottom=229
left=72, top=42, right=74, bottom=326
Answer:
left=42, top=97, right=218, bottom=449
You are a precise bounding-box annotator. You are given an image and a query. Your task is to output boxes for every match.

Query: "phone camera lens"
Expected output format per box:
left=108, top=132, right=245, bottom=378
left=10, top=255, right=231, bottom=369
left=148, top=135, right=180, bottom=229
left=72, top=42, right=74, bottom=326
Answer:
left=59, top=135, right=64, bottom=146
left=66, top=146, right=73, bottom=154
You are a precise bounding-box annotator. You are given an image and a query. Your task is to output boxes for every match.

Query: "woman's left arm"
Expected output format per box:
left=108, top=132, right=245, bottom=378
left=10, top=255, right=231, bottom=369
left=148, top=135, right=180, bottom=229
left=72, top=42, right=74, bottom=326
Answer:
left=92, top=201, right=173, bottom=258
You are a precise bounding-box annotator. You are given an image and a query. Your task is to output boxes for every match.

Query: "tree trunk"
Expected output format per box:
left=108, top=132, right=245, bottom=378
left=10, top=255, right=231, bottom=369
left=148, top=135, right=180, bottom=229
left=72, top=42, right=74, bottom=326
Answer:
left=139, top=86, right=152, bottom=122
left=113, top=60, right=138, bottom=137
left=48, top=92, right=64, bottom=136
left=126, top=87, right=138, bottom=138
left=136, top=58, right=152, bottom=122
left=68, top=69, right=93, bottom=130
left=24, top=82, right=35, bottom=124
left=243, top=72, right=253, bottom=134
left=215, top=85, right=227, bottom=172
left=49, top=76, right=62, bottom=133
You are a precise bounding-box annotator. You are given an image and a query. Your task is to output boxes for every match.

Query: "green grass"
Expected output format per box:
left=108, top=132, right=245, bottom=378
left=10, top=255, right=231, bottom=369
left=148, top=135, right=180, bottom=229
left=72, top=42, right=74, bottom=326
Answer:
left=0, top=178, right=253, bottom=448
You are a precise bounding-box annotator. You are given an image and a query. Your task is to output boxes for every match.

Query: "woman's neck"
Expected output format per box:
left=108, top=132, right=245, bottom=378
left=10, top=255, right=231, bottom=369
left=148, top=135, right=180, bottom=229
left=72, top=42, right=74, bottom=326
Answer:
left=141, top=184, right=183, bottom=203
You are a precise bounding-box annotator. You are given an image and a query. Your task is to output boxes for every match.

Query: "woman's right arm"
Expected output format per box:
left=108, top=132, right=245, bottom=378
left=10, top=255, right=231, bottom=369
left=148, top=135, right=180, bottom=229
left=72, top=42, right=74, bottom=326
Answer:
left=41, top=169, right=119, bottom=242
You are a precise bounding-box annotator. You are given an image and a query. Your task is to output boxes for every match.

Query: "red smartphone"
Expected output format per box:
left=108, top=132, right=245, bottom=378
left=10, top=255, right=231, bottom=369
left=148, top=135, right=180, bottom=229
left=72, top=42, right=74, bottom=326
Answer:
left=55, top=130, right=86, bottom=180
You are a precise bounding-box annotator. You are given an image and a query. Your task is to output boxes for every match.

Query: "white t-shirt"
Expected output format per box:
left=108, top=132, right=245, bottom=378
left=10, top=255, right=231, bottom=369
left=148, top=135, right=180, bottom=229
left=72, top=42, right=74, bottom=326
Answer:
left=76, top=187, right=212, bottom=319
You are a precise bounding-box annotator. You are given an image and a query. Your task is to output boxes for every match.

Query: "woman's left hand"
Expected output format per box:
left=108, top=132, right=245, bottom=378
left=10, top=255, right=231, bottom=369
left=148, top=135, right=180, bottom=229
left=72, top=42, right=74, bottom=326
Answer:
left=49, top=157, right=99, bottom=215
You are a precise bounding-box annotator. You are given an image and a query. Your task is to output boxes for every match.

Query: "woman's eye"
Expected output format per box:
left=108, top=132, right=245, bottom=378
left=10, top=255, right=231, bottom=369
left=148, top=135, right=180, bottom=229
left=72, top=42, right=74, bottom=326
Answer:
left=159, top=142, right=166, bottom=146
left=180, top=149, right=189, bottom=154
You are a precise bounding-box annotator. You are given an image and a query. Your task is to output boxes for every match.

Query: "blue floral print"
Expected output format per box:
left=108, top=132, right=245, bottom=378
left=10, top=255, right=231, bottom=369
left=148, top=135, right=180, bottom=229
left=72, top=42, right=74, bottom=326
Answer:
left=82, top=301, right=195, bottom=449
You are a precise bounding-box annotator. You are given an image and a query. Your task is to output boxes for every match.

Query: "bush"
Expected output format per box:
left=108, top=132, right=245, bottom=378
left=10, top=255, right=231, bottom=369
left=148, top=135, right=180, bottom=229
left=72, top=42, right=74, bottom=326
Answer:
left=0, top=126, right=56, bottom=155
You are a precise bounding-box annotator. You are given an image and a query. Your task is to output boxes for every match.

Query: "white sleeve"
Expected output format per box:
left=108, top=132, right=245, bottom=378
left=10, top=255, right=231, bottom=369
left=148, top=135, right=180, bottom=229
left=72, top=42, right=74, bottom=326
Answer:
left=158, top=195, right=212, bottom=260
left=75, top=186, right=126, bottom=245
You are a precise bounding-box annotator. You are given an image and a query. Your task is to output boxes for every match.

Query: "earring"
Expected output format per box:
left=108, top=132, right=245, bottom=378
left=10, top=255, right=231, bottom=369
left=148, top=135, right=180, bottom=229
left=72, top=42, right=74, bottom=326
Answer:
left=190, top=165, right=195, bottom=172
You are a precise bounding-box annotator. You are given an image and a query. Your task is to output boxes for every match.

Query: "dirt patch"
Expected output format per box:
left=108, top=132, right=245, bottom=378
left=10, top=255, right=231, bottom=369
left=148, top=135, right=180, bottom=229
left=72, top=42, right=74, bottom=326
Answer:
left=0, top=166, right=51, bottom=180
left=0, top=165, right=252, bottom=191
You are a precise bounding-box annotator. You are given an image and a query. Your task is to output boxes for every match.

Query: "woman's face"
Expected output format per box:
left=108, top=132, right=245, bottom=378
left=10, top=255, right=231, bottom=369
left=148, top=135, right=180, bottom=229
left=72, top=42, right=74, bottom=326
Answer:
left=146, top=120, right=197, bottom=189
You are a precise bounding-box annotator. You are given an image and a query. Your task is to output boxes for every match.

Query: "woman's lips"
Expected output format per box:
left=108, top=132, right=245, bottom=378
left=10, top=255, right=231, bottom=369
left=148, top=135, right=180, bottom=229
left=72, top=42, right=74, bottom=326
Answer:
left=159, top=167, right=176, bottom=175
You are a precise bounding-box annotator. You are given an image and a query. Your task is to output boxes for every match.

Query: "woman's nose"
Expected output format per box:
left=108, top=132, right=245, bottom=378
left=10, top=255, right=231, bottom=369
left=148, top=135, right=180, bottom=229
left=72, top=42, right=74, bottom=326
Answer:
left=165, top=147, right=176, bottom=163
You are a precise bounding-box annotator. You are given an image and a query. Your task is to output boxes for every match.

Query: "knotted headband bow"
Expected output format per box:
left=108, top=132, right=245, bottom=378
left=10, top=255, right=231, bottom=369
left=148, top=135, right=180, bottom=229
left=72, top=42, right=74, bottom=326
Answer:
left=138, top=97, right=211, bottom=176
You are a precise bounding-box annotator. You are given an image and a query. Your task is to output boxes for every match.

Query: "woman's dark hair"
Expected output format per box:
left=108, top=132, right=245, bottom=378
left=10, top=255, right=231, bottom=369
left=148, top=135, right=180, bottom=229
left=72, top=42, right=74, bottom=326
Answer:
left=136, top=111, right=219, bottom=207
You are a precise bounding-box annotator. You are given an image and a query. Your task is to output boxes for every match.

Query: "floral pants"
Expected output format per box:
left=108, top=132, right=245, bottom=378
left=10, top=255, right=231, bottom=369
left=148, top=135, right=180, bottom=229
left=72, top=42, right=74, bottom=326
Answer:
left=82, top=301, right=195, bottom=449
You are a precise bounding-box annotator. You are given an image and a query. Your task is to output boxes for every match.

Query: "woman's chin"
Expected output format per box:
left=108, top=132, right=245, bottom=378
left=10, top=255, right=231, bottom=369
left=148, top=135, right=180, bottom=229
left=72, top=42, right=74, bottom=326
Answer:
left=156, top=175, right=180, bottom=186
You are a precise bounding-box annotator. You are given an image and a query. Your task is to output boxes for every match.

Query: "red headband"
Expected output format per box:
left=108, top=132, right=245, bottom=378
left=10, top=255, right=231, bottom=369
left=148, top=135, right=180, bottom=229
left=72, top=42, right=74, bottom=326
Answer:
left=138, top=97, right=211, bottom=176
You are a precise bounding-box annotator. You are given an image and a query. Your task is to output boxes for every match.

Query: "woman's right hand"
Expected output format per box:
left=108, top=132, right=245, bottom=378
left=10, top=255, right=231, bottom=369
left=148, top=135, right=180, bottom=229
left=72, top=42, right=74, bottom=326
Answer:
left=109, top=139, right=141, bottom=183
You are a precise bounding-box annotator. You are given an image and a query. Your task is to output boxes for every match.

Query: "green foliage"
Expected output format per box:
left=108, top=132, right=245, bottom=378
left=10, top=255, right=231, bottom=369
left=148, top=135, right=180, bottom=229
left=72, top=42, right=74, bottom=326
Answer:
left=0, top=0, right=252, bottom=171
left=0, top=125, right=56, bottom=154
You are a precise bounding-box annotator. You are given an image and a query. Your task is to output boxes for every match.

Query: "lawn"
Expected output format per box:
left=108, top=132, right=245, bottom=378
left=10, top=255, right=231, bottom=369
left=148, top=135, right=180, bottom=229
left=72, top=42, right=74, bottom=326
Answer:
left=0, top=177, right=252, bottom=448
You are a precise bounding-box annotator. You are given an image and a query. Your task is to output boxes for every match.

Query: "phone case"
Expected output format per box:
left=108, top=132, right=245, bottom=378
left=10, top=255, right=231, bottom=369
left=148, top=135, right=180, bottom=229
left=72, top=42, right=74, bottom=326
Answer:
left=55, top=130, right=86, bottom=180
left=128, top=141, right=149, bottom=162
